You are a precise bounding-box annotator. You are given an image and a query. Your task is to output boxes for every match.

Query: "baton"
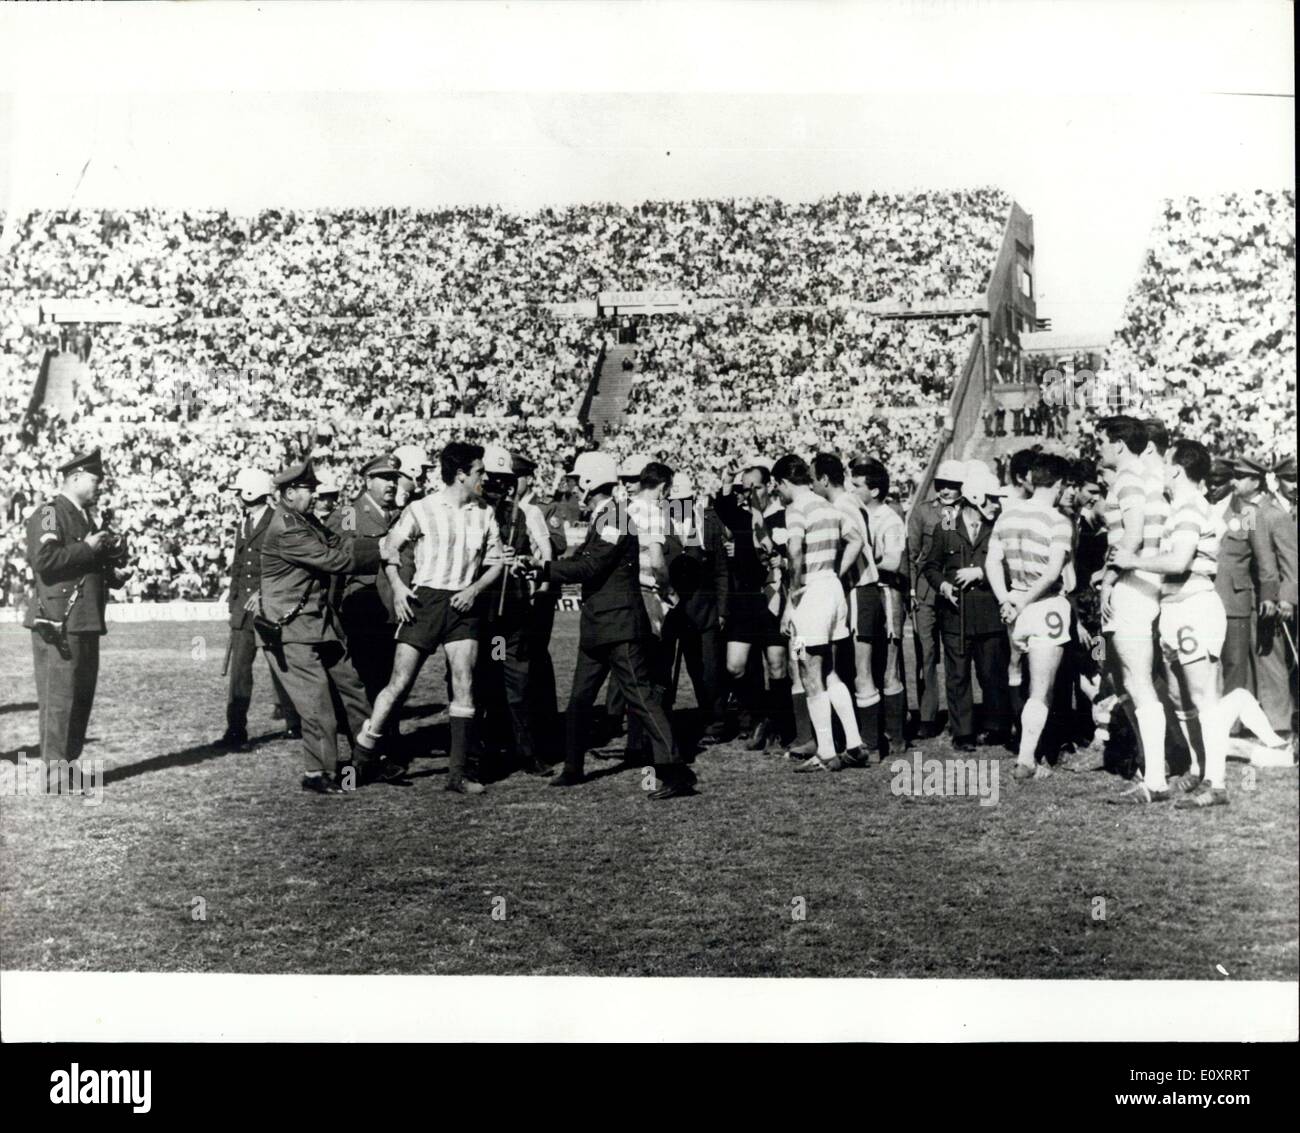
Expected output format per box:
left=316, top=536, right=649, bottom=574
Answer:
left=221, top=629, right=234, bottom=677
left=1281, top=618, right=1297, bottom=664
left=497, top=505, right=521, bottom=617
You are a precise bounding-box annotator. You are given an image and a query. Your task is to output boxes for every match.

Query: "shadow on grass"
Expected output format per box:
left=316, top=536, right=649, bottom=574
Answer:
left=0, top=701, right=38, bottom=716
left=103, top=731, right=290, bottom=786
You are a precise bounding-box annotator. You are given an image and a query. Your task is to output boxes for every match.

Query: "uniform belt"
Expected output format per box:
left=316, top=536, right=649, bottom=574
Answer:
left=877, top=569, right=907, bottom=590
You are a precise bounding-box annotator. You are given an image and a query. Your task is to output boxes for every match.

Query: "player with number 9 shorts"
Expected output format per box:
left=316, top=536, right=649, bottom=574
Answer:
left=1157, top=590, right=1226, bottom=666
left=1010, top=593, right=1072, bottom=658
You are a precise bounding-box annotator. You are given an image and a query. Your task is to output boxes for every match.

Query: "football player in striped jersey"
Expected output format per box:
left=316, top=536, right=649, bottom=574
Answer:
left=1111, top=439, right=1230, bottom=808
left=986, top=452, right=1074, bottom=781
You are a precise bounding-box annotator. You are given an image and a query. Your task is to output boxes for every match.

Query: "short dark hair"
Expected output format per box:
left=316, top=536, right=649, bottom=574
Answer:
left=812, top=452, right=845, bottom=487
left=1069, top=459, right=1101, bottom=488
left=440, top=441, right=484, bottom=486
left=1169, top=438, right=1211, bottom=485
left=1008, top=447, right=1038, bottom=485
left=771, top=454, right=812, bottom=486
left=742, top=464, right=772, bottom=486
left=639, top=461, right=674, bottom=491
left=1030, top=452, right=1070, bottom=489
left=1100, top=415, right=1147, bottom=456
left=851, top=456, right=890, bottom=499
left=1143, top=418, right=1170, bottom=455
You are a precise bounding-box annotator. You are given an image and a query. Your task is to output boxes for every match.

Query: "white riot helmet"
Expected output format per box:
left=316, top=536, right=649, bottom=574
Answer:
left=233, top=468, right=275, bottom=503
left=574, top=453, right=619, bottom=500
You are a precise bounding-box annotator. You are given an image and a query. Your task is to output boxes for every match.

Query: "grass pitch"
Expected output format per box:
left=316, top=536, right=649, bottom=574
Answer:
left=1, top=616, right=1296, bottom=978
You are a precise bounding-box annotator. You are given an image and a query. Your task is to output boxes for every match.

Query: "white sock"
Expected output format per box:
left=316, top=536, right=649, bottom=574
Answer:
left=1135, top=703, right=1168, bottom=792
left=1201, top=702, right=1229, bottom=789
left=826, top=676, right=862, bottom=749
left=1174, top=711, right=1201, bottom=778
left=807, top=691, right=836, bottom=759
left=855, top=689, right=881, bottom=708
left=1018, top=699, right=1049, bottom=767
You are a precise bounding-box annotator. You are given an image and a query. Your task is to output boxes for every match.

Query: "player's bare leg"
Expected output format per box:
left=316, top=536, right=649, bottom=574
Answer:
left=1107, top=627, right=1170, bottom=804
left=358, top=642, right=426, bottom=751
left=1012, top=644, right=1064, bottom=781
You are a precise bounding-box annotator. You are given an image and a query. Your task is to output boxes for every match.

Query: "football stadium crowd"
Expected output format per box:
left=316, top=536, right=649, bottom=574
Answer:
left=622, top=309, right=974, bottom=413
left=5, top=189, right=1296, bottom=803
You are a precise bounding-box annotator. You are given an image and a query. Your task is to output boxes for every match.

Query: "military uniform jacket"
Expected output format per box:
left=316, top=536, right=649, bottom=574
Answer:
left=24, top=494, right=128, bottom=635
left=228, top=505, right=276, bottom=630
left=910, top=498, right=956, bottom=606
left=546, top=498, right=649, bottom=648
left=490, top=500, right=538, bottom=624
left=1215, top=494, right=1280, bottom=617
left=260, top=504, right=383, bottom=645
left=327, top=491, right=394, bottom=631
left=664, top=504, right=730, bottom=631
left=921, top=507, right=1003, bottom=637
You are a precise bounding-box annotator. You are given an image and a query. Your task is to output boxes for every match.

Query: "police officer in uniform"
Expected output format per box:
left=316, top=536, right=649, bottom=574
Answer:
left=258, top=458, right=400, bottom=794
left=908, top=459, right=965, bottom=739
left=328, top=454, right=402, bottom=708
left=922, top=464, right=1011, bottom=750
left=520, top=453, right=696, bottom=800
left=662, top=471, right=730, bottom=744
left=542, top=470, right=582, bottom=560
left=475, top=446, right=554, bottom=776
left=220, top=468, right=301, bottom=749
left=513, top=453, right=561, bottom=743
left=25, top=449, right=132, bottom=764
left=1217, top=456, right=1293, bottom=735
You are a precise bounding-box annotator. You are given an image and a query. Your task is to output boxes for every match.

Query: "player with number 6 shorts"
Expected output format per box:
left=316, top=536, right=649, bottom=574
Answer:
left=1097, top=416, right=1172, bottom=805
left=986, top=452, right=1075, bottom=782
left=1111, top=439, right=1229, bottom=808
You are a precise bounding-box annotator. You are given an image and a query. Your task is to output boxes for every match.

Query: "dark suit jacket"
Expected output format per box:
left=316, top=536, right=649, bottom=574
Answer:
left=922, top=505, right=1002, bottom=637
left=545, top=498, right=649, bottom=648
left=664, top=504, right=729, bottom=631
left=228, top=504, right=275, bottom=630
left=1215, top=494, right=1280, bottom=617
left=260, top=504, right=382, bottom=645
left=24, top=494, right=128, bottom=635
left=909, top=498, right=956, bottom=606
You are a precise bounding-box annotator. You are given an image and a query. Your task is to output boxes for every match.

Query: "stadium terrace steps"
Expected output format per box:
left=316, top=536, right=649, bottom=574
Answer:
left=585, top=343, right=638, bottom=441
left=39, top=352, right=88, bottom=418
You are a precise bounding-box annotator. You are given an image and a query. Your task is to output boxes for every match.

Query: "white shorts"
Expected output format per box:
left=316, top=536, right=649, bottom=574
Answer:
left=1102, top=576, right=1160, bottom=637
left=1010, top=594, right=1071, bottom=657
left=789, top=573, right=849, bottom=650
left=1158, top=590, right=1227, bottom=666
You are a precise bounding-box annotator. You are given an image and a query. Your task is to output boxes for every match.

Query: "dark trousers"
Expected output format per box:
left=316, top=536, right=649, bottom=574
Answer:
left=662, top=612, right=724, bottom=726
left=942, top=630, right=1010, bottom=739
left=266, top=640, right=372, bottom=776
left=1220, top=616, right=1255, bottom=703
left=476, top=621, right=540, bottom=765
left=565, top=638, right=679, bottom=776
left=227, top=625, right=300, bottom=734
left=31, top=630, right=99, bottom=762
left=339, top=591, right=397, bottom=706
left=913, top=599, right=941, bottom=724
left=526, top=595, right=559, bottom=731
left=1256, top=615, right=1295, bottom=733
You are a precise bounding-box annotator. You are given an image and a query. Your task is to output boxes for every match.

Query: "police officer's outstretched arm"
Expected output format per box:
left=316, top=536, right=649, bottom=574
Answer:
left=547, top=519, right=628, bottom=587
left=278, top=519, right=382, bottom=576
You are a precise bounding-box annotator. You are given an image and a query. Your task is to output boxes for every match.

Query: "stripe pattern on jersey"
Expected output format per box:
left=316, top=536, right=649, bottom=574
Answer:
left=993, top=498, right=1073, bottom=593
left=1104, top=463, right=1169, bottom=586
left=834, top=493, right=878, bottom=587
left=786, top=492, right=843, bottom=580
left=1160, top=492, right=1222, bottom=600
left=387, top=490, right=503, bottom=592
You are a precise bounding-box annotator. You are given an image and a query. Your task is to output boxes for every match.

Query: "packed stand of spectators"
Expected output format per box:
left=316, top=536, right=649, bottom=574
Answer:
left=3, top=191, right=1009, bottom=316
left=621, top=310, right=977, bottom=413
left=71, top=312, right=602, bottom=423
left=1102, top=190, right=1296, bottom=462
